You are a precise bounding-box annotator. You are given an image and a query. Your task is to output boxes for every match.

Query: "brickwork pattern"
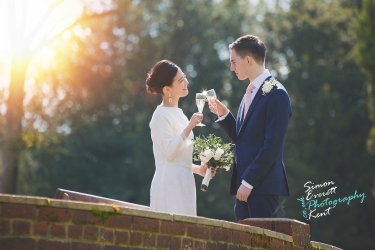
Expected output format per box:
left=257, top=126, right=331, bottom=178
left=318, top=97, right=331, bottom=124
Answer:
left=0, top=202, right=294, bottom=250
left=238, top=219, right=311, bottom=249
left=0, top=194, right=341, bottom=250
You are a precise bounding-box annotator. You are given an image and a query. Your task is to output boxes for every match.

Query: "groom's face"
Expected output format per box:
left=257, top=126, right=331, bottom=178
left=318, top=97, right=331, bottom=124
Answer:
left=230, top=49, right=250, bottom=81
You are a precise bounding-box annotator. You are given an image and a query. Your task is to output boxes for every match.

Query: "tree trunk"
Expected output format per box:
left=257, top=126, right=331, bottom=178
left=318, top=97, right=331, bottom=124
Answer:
left=0, top=55, right=28, bottom=194
left=0, top=0, right=115, bottom=194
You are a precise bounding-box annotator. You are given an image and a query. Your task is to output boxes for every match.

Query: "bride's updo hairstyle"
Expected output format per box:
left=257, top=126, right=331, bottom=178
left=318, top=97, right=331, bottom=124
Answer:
left=146, top=60, right=179, bottom=95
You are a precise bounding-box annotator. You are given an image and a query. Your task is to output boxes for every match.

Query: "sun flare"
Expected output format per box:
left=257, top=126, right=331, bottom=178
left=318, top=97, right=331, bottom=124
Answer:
left=0, top=0, right=84, bottom=88
left=0, top=0, right=83, bottom=59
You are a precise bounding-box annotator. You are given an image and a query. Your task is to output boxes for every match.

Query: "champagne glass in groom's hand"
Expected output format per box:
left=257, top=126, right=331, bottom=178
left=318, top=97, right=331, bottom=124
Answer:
left=206, top=89, right=216, bottom=100
left=205, top=89, right=219, bottom=115
left=207, top=95, right=229, bottom=117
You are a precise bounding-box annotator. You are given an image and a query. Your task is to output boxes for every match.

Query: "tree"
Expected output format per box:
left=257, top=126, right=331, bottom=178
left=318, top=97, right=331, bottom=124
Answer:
left=0, top=0, right=117, bottom=193
left=261, top=0, right=375, bottom=248
left=352, top=0, right=375, bottom=154
left=16, top=0, right=251, bottom=221
left=11, top=1, right=374, bottom=248
left=18, top=0, right=145, bottom=203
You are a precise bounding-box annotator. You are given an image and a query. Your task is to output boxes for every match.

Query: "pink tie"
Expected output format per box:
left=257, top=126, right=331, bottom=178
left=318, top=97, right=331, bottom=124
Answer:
left=243, top=84, right=256, bottom=119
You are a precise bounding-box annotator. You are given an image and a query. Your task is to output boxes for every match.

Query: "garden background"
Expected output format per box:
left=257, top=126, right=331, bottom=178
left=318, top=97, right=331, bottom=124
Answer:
left=0, top=0, right=374, bottom=249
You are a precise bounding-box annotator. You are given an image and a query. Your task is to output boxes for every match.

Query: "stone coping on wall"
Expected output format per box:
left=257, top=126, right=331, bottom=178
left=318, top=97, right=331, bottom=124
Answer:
left=1, top=194, right=343, bottom=249
left=238, top=218, right=343, bottom=250
left=0, top=193, right=293, bottom=244
left=310, top=241, right=343, bottom=250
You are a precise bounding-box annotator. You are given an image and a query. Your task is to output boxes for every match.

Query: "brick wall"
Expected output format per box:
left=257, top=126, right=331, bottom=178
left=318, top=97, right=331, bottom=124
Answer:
left=0, top=194, right=340, bottom=250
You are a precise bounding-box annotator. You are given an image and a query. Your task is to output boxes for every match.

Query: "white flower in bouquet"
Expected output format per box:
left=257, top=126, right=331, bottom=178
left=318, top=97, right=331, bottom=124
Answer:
left=200, top=149, right=214, bottom=163
left=192, top=134, right=234, bottom=191
left=213, top=148, right=224, bottom=160
left=193, top=134, right=233, bottom=169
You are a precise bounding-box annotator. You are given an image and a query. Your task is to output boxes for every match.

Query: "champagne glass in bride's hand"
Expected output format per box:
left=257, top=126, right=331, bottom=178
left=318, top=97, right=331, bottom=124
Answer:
left=206, top=89, right=218, bottom=114
left=196, top=93, right=206, bottom=127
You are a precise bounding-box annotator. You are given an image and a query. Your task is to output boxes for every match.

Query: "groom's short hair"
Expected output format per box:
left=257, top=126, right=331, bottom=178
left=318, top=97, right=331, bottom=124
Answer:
left=229, top=35, right=266, bottom=64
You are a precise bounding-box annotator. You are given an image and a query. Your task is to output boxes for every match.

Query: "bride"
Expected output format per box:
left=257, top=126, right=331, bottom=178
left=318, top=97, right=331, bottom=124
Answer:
left=146, top=60, right=215, bottom=216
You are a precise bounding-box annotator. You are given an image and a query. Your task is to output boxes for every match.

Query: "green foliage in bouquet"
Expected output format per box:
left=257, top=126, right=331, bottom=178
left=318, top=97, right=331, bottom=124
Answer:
left=192, top=134, right=234, bottom=170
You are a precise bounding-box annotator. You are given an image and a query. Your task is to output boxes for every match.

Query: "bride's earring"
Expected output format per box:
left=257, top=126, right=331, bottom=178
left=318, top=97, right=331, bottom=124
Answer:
left=169, top=94, right=172, bottom=103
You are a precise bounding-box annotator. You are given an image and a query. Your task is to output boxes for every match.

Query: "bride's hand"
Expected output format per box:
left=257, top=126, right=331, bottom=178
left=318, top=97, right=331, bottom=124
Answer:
left=198, top=163, right=216, bottom=179
left=189, top=112, right=204, bottom=128
left=182, top=112, right=203, bottom=139
left=210, top=167, right=217, bottom=179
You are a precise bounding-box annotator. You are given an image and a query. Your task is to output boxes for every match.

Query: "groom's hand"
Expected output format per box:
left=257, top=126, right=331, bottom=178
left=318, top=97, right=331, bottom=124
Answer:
left=236, top=184, right=252, bottom=202
left=207, top=98, right=229, bottom=117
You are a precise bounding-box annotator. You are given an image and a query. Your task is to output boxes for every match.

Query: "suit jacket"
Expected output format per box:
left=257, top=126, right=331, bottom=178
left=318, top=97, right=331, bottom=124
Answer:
left=217, top=78, right=291, bottom=196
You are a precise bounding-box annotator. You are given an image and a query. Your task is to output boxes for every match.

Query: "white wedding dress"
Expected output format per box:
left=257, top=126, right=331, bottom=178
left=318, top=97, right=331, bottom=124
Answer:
left=149, top=105, right=196, bottom=216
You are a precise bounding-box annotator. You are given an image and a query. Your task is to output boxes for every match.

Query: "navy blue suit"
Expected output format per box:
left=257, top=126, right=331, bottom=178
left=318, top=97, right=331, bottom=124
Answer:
left=217, top=77, right=291, bottom=221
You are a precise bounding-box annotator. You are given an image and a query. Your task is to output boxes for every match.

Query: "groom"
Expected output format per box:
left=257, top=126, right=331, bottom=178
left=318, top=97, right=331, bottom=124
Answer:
left=208, top=35, right=291, bottom=221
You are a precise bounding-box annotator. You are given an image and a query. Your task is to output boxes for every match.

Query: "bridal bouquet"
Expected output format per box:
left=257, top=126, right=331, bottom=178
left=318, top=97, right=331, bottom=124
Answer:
left=192, top=134, right=234, bottom=191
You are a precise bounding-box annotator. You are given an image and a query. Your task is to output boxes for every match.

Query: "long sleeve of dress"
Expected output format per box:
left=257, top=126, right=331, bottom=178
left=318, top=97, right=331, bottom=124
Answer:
left=149, top=106, right=196, bottom=216
left=150, top=111, right=190, bottom=161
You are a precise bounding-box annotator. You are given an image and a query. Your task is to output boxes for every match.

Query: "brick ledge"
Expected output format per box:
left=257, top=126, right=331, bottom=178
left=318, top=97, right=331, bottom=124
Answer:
left=311, top=241, right=343, bottom=250
left=0, top=193, right=293, bottom=243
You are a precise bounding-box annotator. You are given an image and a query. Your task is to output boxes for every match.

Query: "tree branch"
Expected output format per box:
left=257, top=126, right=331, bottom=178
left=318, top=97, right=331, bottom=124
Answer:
left=25, top=0, right=66, bottom=46
left=17, top=0, right=28, bottom=42
left=30, top=9, right=118, bottom=58
left=7, top=0, right=16, bottom=51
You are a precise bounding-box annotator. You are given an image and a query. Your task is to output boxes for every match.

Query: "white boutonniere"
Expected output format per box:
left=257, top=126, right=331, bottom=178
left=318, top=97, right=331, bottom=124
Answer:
left=262, top=78, right=278, bottom=96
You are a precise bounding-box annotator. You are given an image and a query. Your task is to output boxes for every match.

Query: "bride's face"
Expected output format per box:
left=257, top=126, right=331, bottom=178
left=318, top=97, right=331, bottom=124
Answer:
left=170, top=68, right=189, bottom=98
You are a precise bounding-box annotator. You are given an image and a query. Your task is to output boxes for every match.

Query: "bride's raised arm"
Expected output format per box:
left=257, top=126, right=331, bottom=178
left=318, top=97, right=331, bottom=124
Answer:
left=151, top=112, right=200, bottom=161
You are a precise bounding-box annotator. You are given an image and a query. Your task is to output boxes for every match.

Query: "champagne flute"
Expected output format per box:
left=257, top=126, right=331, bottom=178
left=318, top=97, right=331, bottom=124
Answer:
left=206, top=89, right=218, bottom=115
left=196, top=93, right=206, bottom=127
left=206, top=89, right=216, bottom=100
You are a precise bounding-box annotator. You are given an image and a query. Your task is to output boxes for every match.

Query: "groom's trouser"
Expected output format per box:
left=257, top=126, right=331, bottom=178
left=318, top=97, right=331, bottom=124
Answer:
left=234, top=194, right=279, bottom=222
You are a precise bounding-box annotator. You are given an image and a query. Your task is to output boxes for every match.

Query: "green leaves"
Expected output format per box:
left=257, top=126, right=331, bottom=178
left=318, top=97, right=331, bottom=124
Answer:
left=192, top=134, right=234, bottom=170
left=352, top=0, right=375, bottom=76
left=352, top=0, right=375, bottom=154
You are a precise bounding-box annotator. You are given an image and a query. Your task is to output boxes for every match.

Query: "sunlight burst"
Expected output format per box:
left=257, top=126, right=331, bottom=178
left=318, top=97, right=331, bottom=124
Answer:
left=0, top=0, right=83, bottom=57
left=0, top=0, right=84, bottom=88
